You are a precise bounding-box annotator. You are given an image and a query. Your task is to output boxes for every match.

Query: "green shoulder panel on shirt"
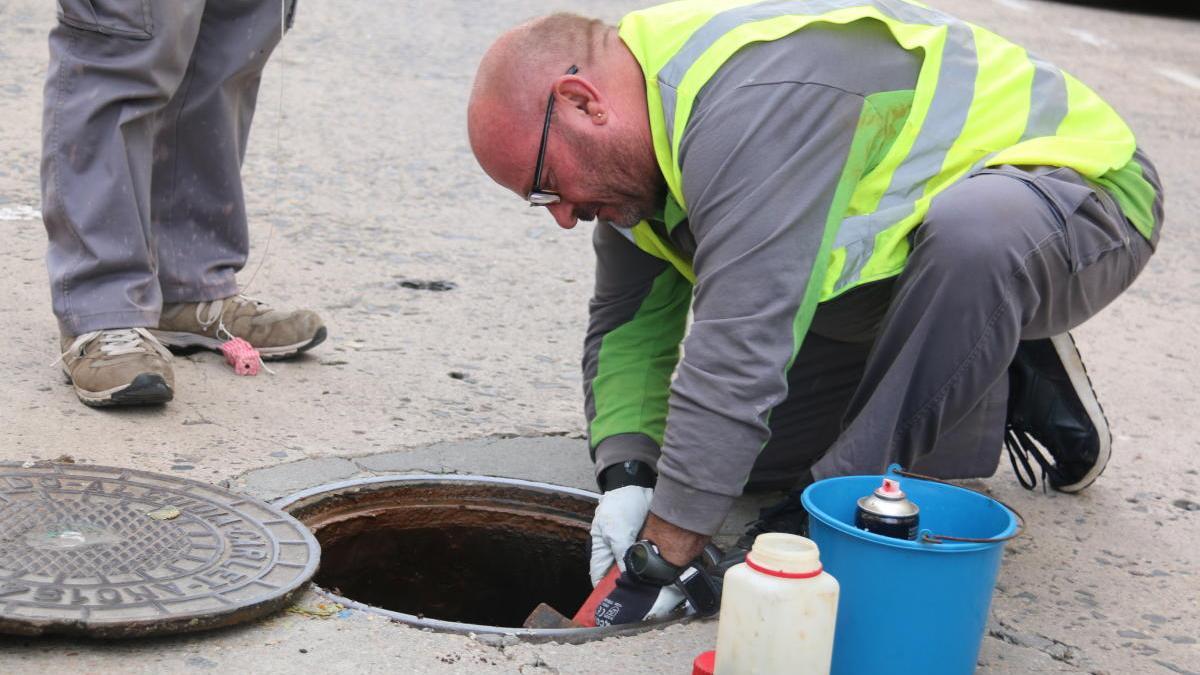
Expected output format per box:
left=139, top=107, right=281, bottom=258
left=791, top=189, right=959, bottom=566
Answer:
left=588, top=265, right=692, bottom=449
left=861, top=89, right=916, bottom=177
left=1092, top=155, right=1158, bottom=241
left=821, top=91, right=913, bottom=300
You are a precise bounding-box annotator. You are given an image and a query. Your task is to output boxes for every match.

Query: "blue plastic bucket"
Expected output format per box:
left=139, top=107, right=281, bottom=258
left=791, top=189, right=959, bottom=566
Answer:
left=801, top=465, right=1019, bottom=675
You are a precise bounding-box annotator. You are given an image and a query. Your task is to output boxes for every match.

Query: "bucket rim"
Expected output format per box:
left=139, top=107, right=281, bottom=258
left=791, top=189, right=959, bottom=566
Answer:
left=800, top=472, right=1019, bottom=552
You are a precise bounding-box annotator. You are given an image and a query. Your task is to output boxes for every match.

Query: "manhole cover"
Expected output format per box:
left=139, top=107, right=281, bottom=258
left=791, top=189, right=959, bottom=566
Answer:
left=0, top=463, right=319, bottom=638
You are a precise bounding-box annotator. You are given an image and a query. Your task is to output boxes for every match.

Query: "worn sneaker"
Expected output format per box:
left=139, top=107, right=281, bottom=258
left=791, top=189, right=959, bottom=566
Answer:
left=57, top=328, right=174, bottom=407
left=153, top=295, right=326, bottom=360
left=1005, top=333, right=1111, bottom=493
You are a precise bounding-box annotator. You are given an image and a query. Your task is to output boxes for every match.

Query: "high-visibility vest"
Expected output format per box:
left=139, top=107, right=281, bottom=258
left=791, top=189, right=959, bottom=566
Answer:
left=618, top=0, right=1157, bottom=298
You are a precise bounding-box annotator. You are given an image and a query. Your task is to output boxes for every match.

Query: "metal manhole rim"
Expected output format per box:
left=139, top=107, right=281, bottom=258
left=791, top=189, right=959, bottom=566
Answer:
left=306, top=581, right=693, bottom=644
left=272, top=473, right=601, bottom=510
left=275, top=473, right=695, bottom=643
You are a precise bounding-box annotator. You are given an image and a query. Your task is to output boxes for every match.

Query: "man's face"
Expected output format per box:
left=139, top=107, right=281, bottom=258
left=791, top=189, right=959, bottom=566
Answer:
left=540, top=123, right=665, bottom=230
left=469, top=61, right=664, bottom=231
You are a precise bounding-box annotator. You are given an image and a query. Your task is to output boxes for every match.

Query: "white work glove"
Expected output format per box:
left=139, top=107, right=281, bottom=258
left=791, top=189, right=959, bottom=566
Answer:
left=588, top=485, right=653, bottom=586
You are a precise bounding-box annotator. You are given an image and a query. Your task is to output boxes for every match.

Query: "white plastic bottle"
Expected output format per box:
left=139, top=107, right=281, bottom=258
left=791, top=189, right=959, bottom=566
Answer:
left=713, top=533, right=839, bottom=675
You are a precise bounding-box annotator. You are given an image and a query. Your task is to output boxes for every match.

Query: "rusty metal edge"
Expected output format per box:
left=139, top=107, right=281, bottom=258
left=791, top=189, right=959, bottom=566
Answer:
left=307, top=584, right=696, bottom=645
left=272, top=473, right=601, bottom=511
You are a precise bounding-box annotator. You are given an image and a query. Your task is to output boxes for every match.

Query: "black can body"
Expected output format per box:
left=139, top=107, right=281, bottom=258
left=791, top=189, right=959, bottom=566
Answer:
left=854, top=506, right=918, bottom=540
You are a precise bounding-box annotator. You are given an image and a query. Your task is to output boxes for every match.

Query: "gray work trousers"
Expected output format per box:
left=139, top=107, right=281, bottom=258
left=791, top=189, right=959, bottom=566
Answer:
left=41, top=0, right=295, bottom=336
left=747, top=156, right=1164, bottom=489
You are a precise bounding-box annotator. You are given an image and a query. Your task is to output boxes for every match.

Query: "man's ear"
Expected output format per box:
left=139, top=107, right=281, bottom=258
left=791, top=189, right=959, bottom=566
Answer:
left=555, top=75, right=609, bottom=124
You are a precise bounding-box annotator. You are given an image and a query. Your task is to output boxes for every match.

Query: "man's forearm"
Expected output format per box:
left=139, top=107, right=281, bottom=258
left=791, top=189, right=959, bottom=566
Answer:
left=640, top=511, right=710, bottom=567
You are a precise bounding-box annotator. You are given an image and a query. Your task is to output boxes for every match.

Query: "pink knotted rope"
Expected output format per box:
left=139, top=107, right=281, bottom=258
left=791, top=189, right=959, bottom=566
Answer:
left=220, top=337, right=263, bottom=376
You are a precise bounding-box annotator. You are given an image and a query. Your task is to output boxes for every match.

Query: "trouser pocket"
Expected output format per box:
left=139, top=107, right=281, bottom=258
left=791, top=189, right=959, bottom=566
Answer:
left=57, top=0, right=153, bottom=39
left=974, top=166, right=1131, bottom=274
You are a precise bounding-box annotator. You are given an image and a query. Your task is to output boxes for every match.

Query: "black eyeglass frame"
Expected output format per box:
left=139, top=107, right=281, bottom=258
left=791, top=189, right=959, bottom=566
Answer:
left=527, top=65, right=579, bottom=207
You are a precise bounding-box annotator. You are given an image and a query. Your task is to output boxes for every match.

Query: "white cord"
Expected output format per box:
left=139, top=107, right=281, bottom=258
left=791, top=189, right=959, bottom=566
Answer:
left=242, top=0, right=287, bottom=293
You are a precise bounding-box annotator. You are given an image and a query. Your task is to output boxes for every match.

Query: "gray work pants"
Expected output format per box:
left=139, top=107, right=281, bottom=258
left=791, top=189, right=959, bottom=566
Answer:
left=41, top=0, right=295, bottom=336
left=748, top=156, right=1164, bottom=489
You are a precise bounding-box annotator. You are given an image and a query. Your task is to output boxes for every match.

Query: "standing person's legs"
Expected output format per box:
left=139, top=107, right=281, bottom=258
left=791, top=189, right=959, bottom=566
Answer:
left=151, top=0, right=297, bottom=301
left=44, top=1, right=207, bottom=406
left=43, top=0, right=206, bottom=335
left=811, top=160, right=1161, bottom=482
left=150, top=0, right=326, bottom=360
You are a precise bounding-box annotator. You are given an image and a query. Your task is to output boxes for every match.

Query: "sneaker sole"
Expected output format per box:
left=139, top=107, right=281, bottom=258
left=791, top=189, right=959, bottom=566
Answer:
left=74, top=372, right=174, bottom=407
left=151, top=326, right=327, bottom=361
left=1050, top=333, right=1112, bottom=493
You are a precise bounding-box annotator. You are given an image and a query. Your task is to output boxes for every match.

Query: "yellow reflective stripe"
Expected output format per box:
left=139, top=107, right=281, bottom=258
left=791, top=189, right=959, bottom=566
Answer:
left=844, top=25, right=1029, bottom=288
left=833, top=22, right=972, bottom=290
left=986, top=73, right=1134, bottom=176
left=843, top=22, right=942, bottom=219
left=630, top=222, right=698, bottom=283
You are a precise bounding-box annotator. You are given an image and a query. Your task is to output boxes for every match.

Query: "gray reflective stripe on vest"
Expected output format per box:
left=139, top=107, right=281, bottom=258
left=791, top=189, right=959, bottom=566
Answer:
left=657, top=0, right=957, bottom=143
left=653, top=0, right=975, bottom=291
left=610, top=221, right=638, bottom=244
left=829, top=0, right=978, bottom=290
left=832, top=49, right=1069, bottom=289
left=1020, top=53, right=1068, bottom=143
left=831, top=17, right=975, bottom=290
left=659, top=0, right=867, bottom=144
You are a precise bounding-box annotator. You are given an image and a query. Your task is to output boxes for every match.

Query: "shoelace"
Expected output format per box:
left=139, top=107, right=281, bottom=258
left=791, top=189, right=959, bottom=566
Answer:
left=54, top=327, right=172, bottom=365
left=1004, top=424, right=1054, bottom=492
left=195, top=298, right=226, bottom=331
left=194, top=296, right=275, bottom=375
left=195, top=294, right=266, bottom=339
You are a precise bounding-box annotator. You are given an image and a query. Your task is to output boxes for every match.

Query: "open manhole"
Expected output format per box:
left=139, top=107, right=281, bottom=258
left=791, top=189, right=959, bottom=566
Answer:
left=276, top=475, right=688, bottom=642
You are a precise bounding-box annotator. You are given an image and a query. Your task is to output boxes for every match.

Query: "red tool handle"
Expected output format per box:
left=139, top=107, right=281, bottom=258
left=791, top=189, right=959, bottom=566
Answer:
left=572, top=565, right=620, bottom=627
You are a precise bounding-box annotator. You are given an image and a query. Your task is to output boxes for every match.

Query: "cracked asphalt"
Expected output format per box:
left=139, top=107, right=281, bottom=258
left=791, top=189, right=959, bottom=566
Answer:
left=1, top=1, right=1197, bottom=673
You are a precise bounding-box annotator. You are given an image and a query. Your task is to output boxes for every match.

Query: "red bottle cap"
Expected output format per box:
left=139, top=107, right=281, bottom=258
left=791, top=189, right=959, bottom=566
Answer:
left=692, top=650, right=716, bottom=675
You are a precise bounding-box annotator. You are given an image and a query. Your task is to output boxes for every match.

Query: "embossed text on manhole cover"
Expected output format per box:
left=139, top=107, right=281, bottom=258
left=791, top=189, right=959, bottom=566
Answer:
left=0, top=463, right=319, bottom=637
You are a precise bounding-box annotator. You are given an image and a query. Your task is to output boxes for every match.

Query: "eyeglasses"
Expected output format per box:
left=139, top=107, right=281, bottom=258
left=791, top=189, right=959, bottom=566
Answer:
left=527, top=65, right=579, bottom=207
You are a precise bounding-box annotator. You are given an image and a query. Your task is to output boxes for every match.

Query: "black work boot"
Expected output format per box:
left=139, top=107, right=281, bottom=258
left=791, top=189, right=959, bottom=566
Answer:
left=716, top=472, right=814, bottom=573
left=1005, top=333, right=1111, bottom=493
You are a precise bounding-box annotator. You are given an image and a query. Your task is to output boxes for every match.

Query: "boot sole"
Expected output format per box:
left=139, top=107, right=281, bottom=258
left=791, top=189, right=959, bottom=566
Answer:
left=151, top=326, right=327, bottom=361
left=1050, top=333, right=1112, bottom=493
left=75, top=373, right=174, bottom=407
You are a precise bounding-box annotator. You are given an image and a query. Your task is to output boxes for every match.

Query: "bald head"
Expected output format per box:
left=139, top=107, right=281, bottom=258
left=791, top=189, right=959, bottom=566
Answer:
left=470, top=13, right=610, bottom=123
left=468, top=14, right=647, bottom=188
left=468, top=14, right=618, bottom=194
left=467, top=13, right=662, bottom=230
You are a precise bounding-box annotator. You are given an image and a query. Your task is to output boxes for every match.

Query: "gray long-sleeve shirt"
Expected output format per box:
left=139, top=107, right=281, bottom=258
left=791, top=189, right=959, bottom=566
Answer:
left=584, top=20, right=922, bottom=535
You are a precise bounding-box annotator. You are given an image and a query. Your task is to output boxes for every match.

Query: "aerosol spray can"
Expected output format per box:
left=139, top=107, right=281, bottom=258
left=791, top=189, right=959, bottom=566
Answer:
left=855, top=478, right=919, bottom=540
